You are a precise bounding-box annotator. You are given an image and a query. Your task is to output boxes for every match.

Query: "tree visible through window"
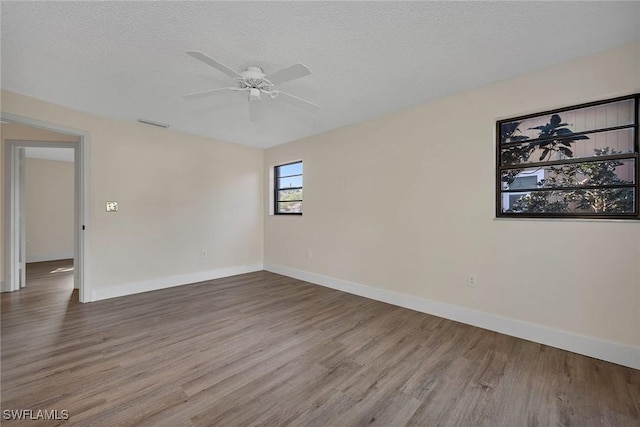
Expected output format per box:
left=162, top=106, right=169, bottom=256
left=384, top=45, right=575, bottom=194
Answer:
left=497, top=94, right=639, bottom=219
left=275, top=161, right=303, bottom=214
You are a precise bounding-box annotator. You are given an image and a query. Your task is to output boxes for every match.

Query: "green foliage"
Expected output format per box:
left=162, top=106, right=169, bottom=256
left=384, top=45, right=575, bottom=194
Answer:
left=500, top=122, right=530, bottom=145
left=503, top=113, right=635, bottom=214
left=509, top=148, right=634, bottom=214
left=277, top=189, right=302, bottom=213
left=527, top=114, right=588, bottom=162
left=279, top=189, right=302, bottom=201
left=501, top=114, right=588, bottom=186
left=500, top=121, right=530, bottom=185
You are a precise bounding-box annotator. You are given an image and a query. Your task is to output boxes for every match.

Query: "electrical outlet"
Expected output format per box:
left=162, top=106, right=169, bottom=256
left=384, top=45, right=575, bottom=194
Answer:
left=467, top=274, right=477, bottom=287
left=201, top=250, right=207, bottom=258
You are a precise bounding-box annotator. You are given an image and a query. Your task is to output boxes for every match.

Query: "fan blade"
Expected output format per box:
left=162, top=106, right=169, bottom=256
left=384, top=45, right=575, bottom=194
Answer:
left=274, top=90, right=321, bottom=112
left=186, top=51, right=241, bottom=79
left=264, top=63, right=311, bottom=85
left=182, top=87, right=234, bottom=99
left=249, top=99, right=263, bottom=122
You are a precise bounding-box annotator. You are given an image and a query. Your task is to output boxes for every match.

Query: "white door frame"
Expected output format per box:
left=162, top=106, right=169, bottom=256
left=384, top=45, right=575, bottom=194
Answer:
left=17, top=146, right=26, bottom=289
left=2, top=113, right=91, bottom=302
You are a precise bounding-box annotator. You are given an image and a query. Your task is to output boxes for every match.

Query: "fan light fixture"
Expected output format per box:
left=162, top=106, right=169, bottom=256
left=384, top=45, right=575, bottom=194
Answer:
left=249, top=88, right=261, bottom=101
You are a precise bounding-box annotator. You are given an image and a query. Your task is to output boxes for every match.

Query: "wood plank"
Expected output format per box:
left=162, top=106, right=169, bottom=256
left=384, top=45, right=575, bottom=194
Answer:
left=1, top=259, right=638, bottom=426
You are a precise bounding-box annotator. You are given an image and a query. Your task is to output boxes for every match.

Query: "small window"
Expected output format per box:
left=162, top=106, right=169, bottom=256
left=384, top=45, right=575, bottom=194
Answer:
left=497, top=94, right=639, bottom=219
left=274, top=161, right=303, bottom=215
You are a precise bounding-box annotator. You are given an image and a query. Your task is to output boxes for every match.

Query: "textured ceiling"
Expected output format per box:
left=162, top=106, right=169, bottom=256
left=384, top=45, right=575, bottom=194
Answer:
left=2, top=2, right=639, bottom=149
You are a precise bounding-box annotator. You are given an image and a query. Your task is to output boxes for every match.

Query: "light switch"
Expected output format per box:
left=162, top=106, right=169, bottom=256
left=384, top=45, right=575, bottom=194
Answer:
left=105, top=201, right=118, bottom=212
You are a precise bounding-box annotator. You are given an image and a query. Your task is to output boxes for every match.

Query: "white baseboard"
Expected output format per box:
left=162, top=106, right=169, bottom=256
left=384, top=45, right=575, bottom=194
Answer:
left=27, top=252, right=74, bottom=263
left=91, top=263, right=264, bottom=302
left=264, top=263, right=640, bottom=370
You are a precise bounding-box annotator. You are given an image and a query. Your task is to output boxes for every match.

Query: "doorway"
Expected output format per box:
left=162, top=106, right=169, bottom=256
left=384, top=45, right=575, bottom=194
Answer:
left=2, top=114, right=91, bottom=302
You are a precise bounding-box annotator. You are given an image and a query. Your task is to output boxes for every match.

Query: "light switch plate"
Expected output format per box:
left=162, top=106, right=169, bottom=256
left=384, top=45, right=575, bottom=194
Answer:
left=105, top=201, right=118, bottom=212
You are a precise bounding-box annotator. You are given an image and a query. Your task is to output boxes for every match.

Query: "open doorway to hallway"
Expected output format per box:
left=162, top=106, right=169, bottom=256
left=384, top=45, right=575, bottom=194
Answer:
left=2, top=120, right=86, bottom=301
left=24, top=145, right=76, bottom=297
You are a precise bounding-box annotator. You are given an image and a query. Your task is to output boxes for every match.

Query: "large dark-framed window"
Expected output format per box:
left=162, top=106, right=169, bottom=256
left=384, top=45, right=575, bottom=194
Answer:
left=274, top=161, right=303, bottom=215
left=497, top=94, right=639, bottom=220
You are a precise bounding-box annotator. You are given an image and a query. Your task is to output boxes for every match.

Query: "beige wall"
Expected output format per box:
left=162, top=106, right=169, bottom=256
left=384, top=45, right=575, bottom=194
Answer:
left=1, top=43, right=637, bottom=355
left=25, top=158, right=75, bottom=262
left=1, top=91, right=264, bottom=295
left=264, top=42, right=640, bottom=348
left=0, top=123, right=80, bottom=280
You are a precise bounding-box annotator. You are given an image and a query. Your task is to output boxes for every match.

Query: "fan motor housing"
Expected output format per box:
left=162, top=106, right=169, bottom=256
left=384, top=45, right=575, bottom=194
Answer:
left=239, top=67, right=271, bottom=90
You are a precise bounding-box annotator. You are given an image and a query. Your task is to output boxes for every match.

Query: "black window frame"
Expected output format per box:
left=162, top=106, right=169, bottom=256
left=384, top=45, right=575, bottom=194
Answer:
left=274, top=161, right=303, bottom=215
left=496, top=94, right=639, bottom=220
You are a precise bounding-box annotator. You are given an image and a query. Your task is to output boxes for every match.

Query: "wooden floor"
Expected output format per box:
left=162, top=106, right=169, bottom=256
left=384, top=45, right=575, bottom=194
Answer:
left=1, top=260, right=639, bottom=426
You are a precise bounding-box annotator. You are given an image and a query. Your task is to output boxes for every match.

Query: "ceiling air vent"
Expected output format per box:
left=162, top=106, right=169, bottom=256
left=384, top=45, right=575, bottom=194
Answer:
left=137, top=118, right=169, bottom=128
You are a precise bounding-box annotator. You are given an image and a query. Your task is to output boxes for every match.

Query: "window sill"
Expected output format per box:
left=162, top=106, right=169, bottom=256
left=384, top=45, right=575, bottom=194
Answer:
left=493, top=217, right=638, bottom=223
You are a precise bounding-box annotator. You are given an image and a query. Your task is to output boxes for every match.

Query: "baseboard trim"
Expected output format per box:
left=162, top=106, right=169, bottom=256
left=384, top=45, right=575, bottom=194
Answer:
left=264, top=263, right=640, bottom=370
left=27, top=253, right=74, bottom=263
left=91, top=263, right=264, bottom=302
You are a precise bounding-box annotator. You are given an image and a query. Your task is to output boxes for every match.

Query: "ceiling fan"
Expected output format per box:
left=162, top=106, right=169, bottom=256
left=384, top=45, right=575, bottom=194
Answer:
left=183, top=51, right=320, bottom=121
